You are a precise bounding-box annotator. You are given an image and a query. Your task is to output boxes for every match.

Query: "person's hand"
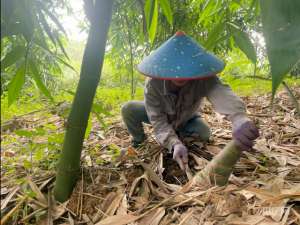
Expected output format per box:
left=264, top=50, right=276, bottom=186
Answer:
left=173, top=143, right=188, bottom=170
left=232, top=116, right=259, bottom=151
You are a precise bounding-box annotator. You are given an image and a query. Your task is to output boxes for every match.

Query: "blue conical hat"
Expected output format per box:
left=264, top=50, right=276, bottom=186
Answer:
left=137, top=31, right=225, bottom=80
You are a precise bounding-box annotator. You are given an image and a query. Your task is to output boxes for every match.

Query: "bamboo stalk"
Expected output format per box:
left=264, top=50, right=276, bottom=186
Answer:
left=53, top=0, right=113, bottom=202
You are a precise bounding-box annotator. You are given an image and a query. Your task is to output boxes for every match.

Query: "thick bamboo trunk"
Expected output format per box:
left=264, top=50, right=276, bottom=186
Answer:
left=188, top=141, right=241, bottom=189
left=54, top=0, right=113, bottom=202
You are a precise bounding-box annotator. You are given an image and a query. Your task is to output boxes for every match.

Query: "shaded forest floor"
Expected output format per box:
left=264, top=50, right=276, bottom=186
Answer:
left=1, top=88, right=300, bottom=225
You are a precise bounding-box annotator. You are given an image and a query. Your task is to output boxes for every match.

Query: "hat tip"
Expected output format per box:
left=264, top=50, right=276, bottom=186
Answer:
left=175, top=31, right=186, bottom=36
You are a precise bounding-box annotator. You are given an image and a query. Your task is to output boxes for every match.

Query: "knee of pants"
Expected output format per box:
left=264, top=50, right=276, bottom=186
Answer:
left=199, top=127, right=211, bottom=141
left=186, top=122, right=211, bottom=141
left=121, top=101, right=135, bottom=118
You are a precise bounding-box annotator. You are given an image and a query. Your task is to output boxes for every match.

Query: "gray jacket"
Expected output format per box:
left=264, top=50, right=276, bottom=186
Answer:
left=144, top=76, right=246, bottom=150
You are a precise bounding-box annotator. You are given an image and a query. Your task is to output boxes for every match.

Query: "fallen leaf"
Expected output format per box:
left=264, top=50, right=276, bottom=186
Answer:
left=27, top=177, right=47, bottom=205
left=127, top=147, right=138, bottom=157
left=1, top=186, right=19, bottom=210
left=226, top=214, right=265, bottom=225
left=237, top=189, right=255, bottom=200
left=116, top=194, right=128, bottom=216
left=105, top=192, right=124, bottom=216
left=137, top=207, right=165, bottom=225
left=95, top=214, right=139, bottom=225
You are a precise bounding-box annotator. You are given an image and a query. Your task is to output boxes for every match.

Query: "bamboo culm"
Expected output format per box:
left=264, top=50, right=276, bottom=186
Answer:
left=53, top=0, right=114, bottom=202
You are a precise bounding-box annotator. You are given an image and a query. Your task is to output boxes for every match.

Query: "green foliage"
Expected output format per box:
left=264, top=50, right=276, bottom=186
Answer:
left=145, top=0, right=174, bottom=43
left=130, top=0, right=299, bottom=96
left=222, top=49, right=300, bottom=96
left=1, top=0, right=73, bottom=103
left=1, top=45, right=26, bottom=70
left=2, top=124, right=64, bottom=177
left=107, top=143, right=121, bottom=161
left=159, top=0, right=173, bottom=25
left=148, top=0, right=158, bottom=43
left=85, top=115, right=93, bottom=139
left=29, top=60, right=54, bottom=101
left=228, top=23, right=257, bottom=64
left=1, top=88, right=44, bottom=121
left=109, top=0, right=260, bottom=85
left=260, top=0, right=300, bottom=97
left=204, top=21, right=226, bottom=50
left=7, top=64, right=26, bottom=106
left=145, top=0, right=157, bottom=43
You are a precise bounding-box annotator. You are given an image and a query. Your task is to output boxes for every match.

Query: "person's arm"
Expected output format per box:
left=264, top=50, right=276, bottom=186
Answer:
left=205, top=76, right=247, bottom=121
left=205, top=76, right=259, bottom=150
left=144, top=80, right=181, bottom=151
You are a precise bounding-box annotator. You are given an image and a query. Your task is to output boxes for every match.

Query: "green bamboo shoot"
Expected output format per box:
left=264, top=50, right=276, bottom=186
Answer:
left=191, top=141, right=241, bottom=188
left=53, top=0, right=113, bottom=202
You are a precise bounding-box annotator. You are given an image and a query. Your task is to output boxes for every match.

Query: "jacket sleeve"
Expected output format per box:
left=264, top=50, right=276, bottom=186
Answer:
left=144, top=81, right=181, bottom=151
left=205, top=76, right=248, bottom=122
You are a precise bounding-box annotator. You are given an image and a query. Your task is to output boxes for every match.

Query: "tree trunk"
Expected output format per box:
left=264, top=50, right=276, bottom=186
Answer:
left=54, top=0, right=113, bottom=202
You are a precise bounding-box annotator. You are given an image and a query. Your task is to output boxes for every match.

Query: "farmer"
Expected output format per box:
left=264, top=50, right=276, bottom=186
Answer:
left=121, top=31, right=259, bottom=170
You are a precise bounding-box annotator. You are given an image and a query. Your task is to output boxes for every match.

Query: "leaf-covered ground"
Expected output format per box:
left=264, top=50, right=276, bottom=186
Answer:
left=1, top=88, right=300, bottom=225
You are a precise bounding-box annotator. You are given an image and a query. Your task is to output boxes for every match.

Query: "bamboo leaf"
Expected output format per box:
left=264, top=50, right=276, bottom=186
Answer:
left=37, top=2, right=69, bottom=59
left=204, top=21, right=225, bottom=50
left=247, top=0, right=259, bottom=18
left=198, top=0, right=214, bottom=24
left=159, top=0, right=173, bottom=25
left=54, top=32, right=70, bottom=59
left=260, top=0, right=300, bottom=97
left=85, top=115, right=92, bottom=139
left=55, top=55, right=77, bottom=72
left=34, top=38, right=75, bottom=72
left=7, top=64, right=26, bottom=106
left=38, top=11, right=57, bottom=47
left=39, top=3, right=67, bottom=35
left=144, top=0, right=158, bottom=42
left=228, top=23, right=257, bottom=64
left=144, top=0, right=154, bottom=29
left=1, top=46, right=26, bottom=71
left=29, top=60, right=54, bottom=101
left=33, top=33, right=51, bottom=53
left=149, top=0, right=158, bottom=43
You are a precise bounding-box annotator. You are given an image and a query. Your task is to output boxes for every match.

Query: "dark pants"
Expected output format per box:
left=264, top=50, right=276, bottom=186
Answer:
left=121, top=101, right=211, bottom=144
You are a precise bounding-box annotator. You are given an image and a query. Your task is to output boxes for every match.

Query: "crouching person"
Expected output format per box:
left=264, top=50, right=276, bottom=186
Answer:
left=122, top=31, right=259, bottom=170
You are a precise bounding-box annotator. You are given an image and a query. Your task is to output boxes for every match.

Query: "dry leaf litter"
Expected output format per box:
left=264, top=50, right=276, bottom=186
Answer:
left=1, top=88, right=300, bottom=225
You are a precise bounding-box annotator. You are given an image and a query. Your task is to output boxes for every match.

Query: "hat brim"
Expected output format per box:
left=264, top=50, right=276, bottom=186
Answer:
left=138, top=70, right=219, bottom=80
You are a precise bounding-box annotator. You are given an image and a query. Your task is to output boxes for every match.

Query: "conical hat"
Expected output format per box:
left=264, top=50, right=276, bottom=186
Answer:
left=137, top=31, right=225, bottom=80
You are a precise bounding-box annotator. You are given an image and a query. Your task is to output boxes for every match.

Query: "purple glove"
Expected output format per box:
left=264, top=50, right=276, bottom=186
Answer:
left=232, top=116, right=259, bottom=151
left=173, top=143, right=188, bottom=170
